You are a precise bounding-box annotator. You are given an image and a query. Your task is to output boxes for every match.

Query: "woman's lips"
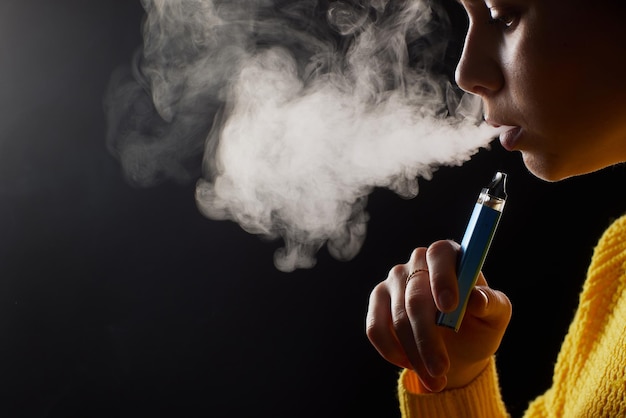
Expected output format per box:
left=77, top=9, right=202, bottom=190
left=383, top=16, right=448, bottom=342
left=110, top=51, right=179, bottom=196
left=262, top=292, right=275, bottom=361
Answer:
left=492, top=125, right=522, bottom=151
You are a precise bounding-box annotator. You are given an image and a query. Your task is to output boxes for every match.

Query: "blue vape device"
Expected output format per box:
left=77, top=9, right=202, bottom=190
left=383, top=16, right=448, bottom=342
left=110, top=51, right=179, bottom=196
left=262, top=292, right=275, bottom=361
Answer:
left=436, top=171, right=507, bottom=332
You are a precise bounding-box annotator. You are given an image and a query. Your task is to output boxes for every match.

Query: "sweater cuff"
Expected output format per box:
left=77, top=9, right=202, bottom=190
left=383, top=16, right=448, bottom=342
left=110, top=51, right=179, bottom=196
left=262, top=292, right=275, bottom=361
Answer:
left=398, top=357, right=508, bottom=418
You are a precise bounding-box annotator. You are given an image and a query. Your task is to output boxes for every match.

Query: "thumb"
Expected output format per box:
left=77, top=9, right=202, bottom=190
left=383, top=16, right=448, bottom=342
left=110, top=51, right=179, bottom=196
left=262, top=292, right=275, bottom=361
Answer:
left=466, top=285, right=512, bottom=327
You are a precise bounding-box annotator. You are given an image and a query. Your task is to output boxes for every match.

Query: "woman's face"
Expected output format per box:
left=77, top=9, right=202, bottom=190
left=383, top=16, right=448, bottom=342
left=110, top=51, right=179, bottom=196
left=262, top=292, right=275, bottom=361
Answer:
left=456, top=0, right=626, bottom=181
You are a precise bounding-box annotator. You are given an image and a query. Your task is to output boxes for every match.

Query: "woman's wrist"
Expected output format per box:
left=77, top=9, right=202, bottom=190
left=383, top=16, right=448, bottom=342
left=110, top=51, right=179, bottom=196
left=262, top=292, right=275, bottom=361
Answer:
left=445, top=358, right=492, bottom=390
left=403, top=357, right=492, bottom=394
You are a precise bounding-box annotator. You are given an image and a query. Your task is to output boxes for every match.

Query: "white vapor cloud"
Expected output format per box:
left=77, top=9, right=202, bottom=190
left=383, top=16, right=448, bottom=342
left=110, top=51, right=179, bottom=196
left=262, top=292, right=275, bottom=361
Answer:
left=104, top=0, right=498, bottom=271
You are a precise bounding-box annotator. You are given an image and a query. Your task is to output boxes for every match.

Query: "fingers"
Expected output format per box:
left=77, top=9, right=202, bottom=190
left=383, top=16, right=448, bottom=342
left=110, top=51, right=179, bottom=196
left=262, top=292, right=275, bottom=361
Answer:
left=366, top=261, right=429, bottom=372
left=367, top=243, right=512, bottom=393
left=366, top=280, right=413, bottom=370
left=366, top=248, right=451, bottom=391
left=404, top=270, right=450, bottom=391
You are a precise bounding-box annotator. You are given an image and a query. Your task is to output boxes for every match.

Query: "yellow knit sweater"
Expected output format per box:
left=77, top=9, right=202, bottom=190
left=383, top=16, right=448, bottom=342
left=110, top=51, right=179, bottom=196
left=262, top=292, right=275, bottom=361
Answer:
left=398, top=215, right=626, bottom=417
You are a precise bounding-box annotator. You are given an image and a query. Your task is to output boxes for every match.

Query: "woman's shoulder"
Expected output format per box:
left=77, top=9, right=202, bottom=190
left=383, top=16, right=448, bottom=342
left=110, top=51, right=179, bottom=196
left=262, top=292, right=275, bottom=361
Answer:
left=585, top=213, right=626, bottom=296
left=597, top=213, right=626, bottom=248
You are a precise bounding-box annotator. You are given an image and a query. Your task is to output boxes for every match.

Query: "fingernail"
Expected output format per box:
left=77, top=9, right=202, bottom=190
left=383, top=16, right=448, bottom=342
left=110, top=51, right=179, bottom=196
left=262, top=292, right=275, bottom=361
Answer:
left=477, top=288, right=489, bottom=308
left=426, top=375, right=447, bottom=393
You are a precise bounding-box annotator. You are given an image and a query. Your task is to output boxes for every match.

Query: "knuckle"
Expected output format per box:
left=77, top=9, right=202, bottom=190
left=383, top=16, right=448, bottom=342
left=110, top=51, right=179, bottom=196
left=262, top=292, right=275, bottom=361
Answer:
left=409, top=247, right=427, bottom=263
left=370, top=281, right=387, bottom=299
left=365, top=316, right=381, bottom=341
left=498, top=291, right=513, bottom=319
left=426, top=239, right=454, bottom=258
left=388, top=264, right=407, bottom=283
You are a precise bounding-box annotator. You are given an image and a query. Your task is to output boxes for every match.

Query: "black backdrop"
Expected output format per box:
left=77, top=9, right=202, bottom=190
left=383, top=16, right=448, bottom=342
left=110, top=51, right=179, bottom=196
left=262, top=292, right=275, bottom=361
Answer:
left=3, top=1, right=626, bottom=417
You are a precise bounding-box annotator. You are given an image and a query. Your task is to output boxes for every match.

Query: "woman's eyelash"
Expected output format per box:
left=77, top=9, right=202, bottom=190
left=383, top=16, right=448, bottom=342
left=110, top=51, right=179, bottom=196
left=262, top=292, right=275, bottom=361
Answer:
left=488, top=9, right=517, bottom=28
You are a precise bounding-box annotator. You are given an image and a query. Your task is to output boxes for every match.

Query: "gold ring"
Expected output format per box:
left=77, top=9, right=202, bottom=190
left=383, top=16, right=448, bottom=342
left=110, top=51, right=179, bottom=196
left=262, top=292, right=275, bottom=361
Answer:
left=406, top=268, right=429, bottom=285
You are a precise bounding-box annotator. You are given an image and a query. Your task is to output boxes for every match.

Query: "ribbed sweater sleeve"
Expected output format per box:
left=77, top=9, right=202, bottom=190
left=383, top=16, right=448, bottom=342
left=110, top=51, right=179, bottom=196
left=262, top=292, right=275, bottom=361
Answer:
left=397, top=357, right=509, bottom=418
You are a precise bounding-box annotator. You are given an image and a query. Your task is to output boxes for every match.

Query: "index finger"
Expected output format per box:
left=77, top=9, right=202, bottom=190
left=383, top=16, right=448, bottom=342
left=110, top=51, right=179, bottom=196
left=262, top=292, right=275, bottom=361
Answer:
left=426, top=240, right=461, bottom=312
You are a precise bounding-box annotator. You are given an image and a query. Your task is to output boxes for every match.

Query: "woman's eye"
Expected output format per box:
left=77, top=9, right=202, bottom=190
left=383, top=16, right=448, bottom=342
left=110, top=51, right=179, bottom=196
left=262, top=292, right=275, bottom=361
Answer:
left=488, top=8, right=517, bottom=29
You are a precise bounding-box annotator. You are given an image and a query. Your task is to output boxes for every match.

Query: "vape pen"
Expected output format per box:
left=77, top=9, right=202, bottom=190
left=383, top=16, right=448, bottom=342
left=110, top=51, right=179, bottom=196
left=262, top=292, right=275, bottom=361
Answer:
left=436, top=171, right=507, bottom=332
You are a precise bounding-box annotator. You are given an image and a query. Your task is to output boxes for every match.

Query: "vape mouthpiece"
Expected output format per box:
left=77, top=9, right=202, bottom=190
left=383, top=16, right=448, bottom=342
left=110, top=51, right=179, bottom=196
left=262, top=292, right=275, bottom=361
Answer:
left=487, top=171, right=507, bottom=200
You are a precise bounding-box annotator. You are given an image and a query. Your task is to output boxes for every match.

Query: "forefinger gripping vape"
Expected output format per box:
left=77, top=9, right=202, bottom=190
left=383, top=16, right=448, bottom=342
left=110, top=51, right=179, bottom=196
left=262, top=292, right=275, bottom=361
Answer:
left=436, top=171, right=508, bottom=332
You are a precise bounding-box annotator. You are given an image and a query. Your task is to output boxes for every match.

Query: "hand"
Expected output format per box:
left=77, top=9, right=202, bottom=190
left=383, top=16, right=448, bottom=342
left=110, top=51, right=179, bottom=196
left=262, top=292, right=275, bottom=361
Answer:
left=365, top=240, right=512, bottom=392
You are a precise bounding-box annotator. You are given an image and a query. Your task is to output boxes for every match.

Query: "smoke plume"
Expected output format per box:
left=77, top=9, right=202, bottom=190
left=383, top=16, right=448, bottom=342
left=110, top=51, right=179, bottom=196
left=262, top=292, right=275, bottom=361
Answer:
left=104, top=0, right=499, bottom=272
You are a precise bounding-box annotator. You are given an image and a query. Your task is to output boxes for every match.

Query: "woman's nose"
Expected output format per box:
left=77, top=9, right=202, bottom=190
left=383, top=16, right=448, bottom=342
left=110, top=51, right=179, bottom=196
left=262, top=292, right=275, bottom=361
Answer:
left=454, top=27, right=504, bottom=97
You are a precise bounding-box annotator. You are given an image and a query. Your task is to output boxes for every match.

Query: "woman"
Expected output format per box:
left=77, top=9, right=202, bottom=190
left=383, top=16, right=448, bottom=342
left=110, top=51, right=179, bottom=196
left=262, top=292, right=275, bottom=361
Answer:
left=365, top=0, right=626, bottom=416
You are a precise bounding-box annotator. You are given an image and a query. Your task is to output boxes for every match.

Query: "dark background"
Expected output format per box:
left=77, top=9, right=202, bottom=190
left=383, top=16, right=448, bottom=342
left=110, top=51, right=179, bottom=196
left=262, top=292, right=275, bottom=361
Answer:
left=2, top=1, right=626, bottom=417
